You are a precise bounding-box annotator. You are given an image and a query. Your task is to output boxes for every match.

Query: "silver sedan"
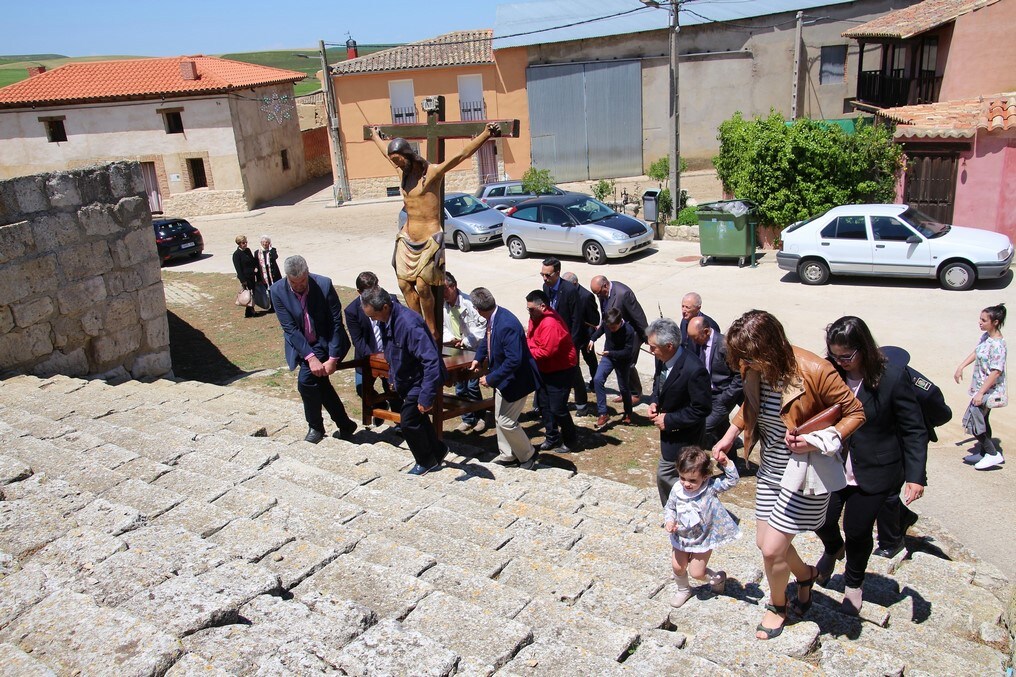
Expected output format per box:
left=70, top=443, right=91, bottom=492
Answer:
left=398, top=192, right=504, bottom=252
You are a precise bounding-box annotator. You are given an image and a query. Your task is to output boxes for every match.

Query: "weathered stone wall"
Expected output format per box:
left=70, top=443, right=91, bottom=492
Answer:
left=0, top=162, right=171, bottom=381
left=160, top=189, right=248, bottom=218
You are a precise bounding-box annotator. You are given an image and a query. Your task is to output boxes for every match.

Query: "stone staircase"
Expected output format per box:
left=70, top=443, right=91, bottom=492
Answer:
left=0, top=374, right=1011, bottom=675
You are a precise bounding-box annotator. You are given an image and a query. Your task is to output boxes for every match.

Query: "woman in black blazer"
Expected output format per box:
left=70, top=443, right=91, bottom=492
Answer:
left=806, top=316, right=928, bottom=616
left=231, top=234, right=258, bottom=318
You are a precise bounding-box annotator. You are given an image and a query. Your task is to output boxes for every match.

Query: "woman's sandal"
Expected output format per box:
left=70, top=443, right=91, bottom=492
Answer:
left=789, top=565, right=819, bottom=617
left=815, top=546, right=845, bottom=587
left=756, top=602, right=788, bottom=640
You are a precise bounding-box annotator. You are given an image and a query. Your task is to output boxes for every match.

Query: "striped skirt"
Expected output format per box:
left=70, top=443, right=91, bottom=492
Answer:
left=755, top=479, right=829, bottom=534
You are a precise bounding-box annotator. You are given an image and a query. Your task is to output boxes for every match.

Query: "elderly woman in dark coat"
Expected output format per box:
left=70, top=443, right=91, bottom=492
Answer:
left=231, top=234, right=258, bottom=318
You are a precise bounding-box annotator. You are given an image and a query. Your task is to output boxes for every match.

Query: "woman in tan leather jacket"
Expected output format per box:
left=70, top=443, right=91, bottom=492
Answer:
left=713, top=310, right=864, bottom=640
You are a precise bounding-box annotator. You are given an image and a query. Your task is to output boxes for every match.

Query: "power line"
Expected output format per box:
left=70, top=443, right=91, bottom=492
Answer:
left=323, top=5, right=655, bottom=50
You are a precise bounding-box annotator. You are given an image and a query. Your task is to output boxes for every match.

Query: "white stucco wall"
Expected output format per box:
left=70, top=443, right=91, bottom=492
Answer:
left=0, top=95, right=242, bottom=191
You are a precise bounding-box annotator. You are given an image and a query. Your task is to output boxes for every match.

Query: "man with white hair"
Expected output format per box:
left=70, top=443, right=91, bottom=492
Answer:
left=679, top=292, right=720, bottom=356
left=269, top=255, right=357, bottom=444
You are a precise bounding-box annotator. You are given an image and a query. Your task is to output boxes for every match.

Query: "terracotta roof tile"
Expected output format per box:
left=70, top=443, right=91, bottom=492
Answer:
left=333, top=30, right=493, bottom=75
left=878, top=92, right=1016, bottom=138
left=842, top=0, right=1000, bottom=39
left=0, top=56, right=305, bottom=108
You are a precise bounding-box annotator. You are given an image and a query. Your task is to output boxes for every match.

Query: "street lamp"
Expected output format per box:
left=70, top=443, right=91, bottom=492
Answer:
left=295, top=42, right=351, bottom=207
left=640, top=0, right=679, bottom=221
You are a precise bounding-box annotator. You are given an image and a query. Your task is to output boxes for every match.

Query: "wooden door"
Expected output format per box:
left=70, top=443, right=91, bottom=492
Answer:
left=904, top=153, right=957, bottom=223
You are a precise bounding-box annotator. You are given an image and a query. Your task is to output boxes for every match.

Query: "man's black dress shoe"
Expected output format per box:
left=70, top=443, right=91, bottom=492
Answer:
left=304, top=428, right=324, bottom=444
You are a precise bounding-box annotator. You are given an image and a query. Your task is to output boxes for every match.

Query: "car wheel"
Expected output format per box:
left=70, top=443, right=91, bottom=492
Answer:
left=797, top=258, right=830, bottom=285
left=583, top=241, right=606, bottom=265
left=453, top=231, right=471, bottom=252
left=506, top=236, right=528, bottom=259
left=938, top=261, right=975, bottom=291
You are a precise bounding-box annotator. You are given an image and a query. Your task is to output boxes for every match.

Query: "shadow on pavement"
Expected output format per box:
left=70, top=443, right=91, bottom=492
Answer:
left=167, top=310, right=246, bottom=384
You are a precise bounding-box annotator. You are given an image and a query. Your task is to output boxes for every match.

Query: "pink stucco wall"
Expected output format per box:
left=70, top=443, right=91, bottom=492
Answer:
left=951, top=134, right=1016, bottom=242
left=938, top=0, right=1016, bottom=100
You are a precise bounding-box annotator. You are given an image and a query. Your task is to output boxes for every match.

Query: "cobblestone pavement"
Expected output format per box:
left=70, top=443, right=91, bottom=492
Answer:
left=169, top=175, right=1015, bottom=580
left=0, top=374, right=1011, bottom=674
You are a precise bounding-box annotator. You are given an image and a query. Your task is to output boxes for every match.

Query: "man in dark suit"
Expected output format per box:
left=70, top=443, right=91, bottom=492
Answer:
left=679, top=292, right=721, bottom=355
left=270, top=255, right=357, bottom=444
left=540, top=258, right=587, bottom=414
left=687, top=315, right=744, bottom=450
left=590, top=275, right=649, bottom=401
left=361, top=286, right=447, bottom=476
left=563, top=271, right=600, bottom=390
left=646, top=317, right=712, bottom=505
left=469, top=287, right=540, bottom=469
left=345, top=271, right=383, bottom=397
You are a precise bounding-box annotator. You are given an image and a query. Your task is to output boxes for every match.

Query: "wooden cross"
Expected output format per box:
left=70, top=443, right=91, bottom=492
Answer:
left=362, top=94, right=520, bottom=165
left=363, top=95, right=519, bottom=342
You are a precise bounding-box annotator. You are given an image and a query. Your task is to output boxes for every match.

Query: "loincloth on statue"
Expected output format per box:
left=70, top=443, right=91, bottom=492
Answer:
left=393, top=230, right=445, bottom=287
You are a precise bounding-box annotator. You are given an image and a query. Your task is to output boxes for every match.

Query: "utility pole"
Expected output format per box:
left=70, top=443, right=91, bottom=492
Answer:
left=642, top=0, right=680, bottom=221
left=319, top=39, right=351, bottom=206
left=790, top=12, right=803, bottom=120
left=668, top=1, right=680, bottom=221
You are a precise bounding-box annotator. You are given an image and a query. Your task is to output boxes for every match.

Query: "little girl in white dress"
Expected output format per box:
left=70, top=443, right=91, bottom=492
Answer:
left=664, top=445, right=742, bottom=608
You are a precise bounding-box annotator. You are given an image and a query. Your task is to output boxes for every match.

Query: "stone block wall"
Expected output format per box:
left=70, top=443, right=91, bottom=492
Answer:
left=0, top=162, right=172, bottom=381
left=301, top=127, right=332, bottom=179
left=160, top=189, right=248, bottom=218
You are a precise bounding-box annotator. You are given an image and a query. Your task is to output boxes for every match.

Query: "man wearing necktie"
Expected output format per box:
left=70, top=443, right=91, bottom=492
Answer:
left=679, top=292, right=721, bottom=356
left=443, top=272, right=487, bottom=433
left=646, top=317, right=712, bottom=505
left=688, top=316, right=744, bottom=451
left=270, top=255, right=357, bottom=444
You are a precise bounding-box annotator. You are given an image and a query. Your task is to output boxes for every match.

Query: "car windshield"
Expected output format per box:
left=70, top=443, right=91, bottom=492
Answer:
left=901, top=207, right=949, bottom=238
left=446, top=195, right=488, bottom=218
left=154, top=220, right=189, bottom=235
left=566, top=198, right=616, bottom=224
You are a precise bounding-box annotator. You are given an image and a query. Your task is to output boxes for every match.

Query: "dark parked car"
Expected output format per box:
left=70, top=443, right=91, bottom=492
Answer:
left=474, top=180, right=568, bottom=211
left=152, top=217, right=204, bottom=265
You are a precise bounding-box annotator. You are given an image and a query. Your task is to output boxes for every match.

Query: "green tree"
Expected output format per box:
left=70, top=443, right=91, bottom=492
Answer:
left=646, top=156, right=688, bottom=188
left=712, top=112, right=903, bottom=227
left=522, top=167, right=555, bottom=194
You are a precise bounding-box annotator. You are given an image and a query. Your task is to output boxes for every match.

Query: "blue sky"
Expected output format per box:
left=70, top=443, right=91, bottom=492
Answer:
left=2, top=1, right=499, bottom=57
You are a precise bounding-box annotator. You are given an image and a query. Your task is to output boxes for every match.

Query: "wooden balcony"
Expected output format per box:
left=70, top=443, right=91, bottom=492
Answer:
left=856, top=70, right=942, bottom=109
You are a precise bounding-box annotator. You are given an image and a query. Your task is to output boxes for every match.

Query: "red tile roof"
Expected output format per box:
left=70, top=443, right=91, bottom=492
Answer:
left=0, top=56, right=306, bottom=109
left=878, top=93, right=1016, bottom=138
left=333, top=30, right=493, bottom=76
left=842, top=0, right=1000, bottom=39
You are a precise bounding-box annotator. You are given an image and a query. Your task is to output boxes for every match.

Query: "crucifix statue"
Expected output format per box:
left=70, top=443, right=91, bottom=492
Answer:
left=366, top=95, right=519, bottom=342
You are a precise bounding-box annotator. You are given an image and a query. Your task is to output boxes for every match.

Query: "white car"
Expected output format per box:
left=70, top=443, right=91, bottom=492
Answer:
left=776, top=204, right=1013, bottom=291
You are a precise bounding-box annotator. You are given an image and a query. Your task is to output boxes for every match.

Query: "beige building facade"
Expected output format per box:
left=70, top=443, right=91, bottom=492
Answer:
left=0, top=57, right=308, bottom=216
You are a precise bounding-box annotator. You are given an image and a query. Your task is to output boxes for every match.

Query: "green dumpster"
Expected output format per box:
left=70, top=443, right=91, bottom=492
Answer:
left=696, top=200, right=759, bottom=268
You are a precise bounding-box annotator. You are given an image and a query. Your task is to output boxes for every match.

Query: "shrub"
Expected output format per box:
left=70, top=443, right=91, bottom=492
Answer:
left=677, top=206, right=698, bottom=226
left=522, top=167, right=555, bottom=194
left=712, top=112, right=903, bottom=227
left=591, top=179, right=615, bottom=202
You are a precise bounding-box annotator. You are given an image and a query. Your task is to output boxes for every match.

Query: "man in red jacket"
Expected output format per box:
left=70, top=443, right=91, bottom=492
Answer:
left=526, top=289, right=579, bottom=453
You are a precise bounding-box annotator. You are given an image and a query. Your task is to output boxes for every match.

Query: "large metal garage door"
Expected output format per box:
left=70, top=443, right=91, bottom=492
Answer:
left=527, top=60, right=642, bottom=182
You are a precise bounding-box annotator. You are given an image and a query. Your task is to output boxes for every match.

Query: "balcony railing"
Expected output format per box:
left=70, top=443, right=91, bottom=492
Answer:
left=391, top=105, right=417, bottom=124
left=857, top=70, right=942, bottom=109
left=460, top=99, right=486, bottom=121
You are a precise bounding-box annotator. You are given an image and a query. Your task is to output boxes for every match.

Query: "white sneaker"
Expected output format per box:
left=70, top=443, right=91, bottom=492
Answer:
left=963, top=452, right=984, bottom=464
left=974, top=454, right=1004, bottom=470
left=455, top=421, right=475, bottom=433
left=472, top=419, right=487, bottom=433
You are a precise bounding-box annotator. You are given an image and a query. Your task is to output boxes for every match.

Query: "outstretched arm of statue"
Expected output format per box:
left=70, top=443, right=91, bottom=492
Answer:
left=434, top=122, right=500, bottom=177
left=369, top=126, right=399, bottom=170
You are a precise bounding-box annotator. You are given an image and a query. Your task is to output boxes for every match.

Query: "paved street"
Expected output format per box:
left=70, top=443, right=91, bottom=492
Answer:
left=175, top=179, right=1015, bottom=577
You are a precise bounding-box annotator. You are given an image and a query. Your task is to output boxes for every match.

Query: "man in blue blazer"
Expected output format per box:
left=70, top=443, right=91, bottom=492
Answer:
left=270, top=255, right=357, bottom=444
left=469, top=287, right=540, bottom=469
left=646, top=317, right=712, bottom=505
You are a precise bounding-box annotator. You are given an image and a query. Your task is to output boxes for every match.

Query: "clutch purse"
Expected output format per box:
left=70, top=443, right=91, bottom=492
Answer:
left=790, top=404, right=841, bottom=435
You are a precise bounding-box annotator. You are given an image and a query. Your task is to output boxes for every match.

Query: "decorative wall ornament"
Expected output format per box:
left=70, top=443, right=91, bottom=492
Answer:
left=259, top=92, right=294, bottom=125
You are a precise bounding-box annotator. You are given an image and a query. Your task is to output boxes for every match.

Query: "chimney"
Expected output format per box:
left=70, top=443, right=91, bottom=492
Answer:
left=346, top=38, right=358, bottom=60
left=27, top=65, right=46, bottom=77
left=180, top=60, right=198, bottom=81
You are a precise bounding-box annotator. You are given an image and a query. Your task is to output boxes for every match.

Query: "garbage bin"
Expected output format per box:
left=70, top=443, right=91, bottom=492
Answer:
left=696, top=200, right=758, bottom=267
left=642, top=189, right=660, bottom=224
